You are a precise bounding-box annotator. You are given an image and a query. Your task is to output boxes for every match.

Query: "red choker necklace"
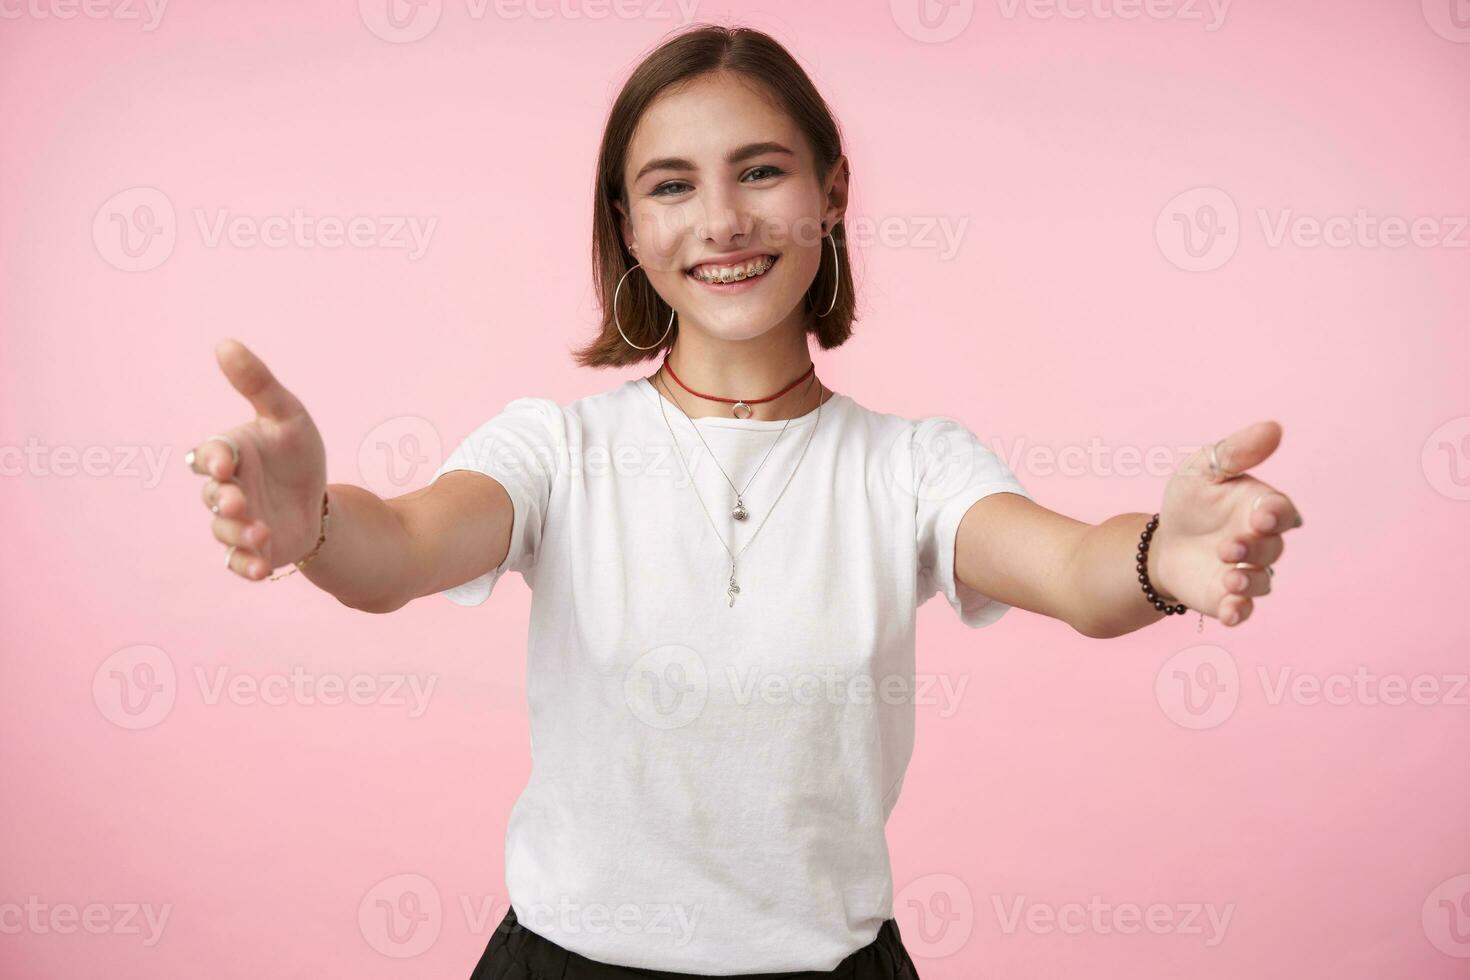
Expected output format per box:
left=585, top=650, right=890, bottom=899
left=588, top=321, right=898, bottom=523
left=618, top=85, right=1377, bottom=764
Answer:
left=660, top=358, right=817, bottom=419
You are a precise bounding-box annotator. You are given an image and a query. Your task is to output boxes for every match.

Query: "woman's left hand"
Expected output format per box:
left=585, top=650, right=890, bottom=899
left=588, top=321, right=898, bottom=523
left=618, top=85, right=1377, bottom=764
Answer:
left=1147, top=421, right=1303, bottom=627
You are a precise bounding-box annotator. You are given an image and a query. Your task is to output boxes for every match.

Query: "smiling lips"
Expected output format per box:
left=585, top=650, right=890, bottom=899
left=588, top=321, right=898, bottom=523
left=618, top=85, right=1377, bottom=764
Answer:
left=687, top=254, right=778, bottom=284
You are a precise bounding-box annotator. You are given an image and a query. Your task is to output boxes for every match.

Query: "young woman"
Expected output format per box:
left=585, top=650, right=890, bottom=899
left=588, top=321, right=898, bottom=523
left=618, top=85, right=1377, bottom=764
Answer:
left=185, top=24, right=1302, bottom=980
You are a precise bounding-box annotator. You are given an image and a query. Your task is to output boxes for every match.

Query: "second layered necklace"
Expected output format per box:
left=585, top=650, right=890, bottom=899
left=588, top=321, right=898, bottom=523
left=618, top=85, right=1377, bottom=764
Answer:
left=650, top=366, right=825, bottom=607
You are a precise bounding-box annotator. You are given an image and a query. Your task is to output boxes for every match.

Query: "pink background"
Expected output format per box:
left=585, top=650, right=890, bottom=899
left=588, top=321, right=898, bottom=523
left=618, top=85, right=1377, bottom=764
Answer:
left=3, top=2, right=1468, bottom=978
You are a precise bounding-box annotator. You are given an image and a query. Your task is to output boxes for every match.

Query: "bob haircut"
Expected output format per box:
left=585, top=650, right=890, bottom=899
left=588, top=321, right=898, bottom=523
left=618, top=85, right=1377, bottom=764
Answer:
left=574, top=23, right=858, bottom=368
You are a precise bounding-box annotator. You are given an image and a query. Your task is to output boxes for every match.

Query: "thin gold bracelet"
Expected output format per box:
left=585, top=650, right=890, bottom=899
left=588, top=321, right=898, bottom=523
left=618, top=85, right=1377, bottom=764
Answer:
left=268, top=488, right=330, bottom=581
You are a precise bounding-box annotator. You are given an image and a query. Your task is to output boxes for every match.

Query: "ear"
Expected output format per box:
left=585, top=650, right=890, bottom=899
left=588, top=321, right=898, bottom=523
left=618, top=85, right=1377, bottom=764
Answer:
left=821, top=155, right=851, bottom=234
left=613, top=198, right=638, bottom=256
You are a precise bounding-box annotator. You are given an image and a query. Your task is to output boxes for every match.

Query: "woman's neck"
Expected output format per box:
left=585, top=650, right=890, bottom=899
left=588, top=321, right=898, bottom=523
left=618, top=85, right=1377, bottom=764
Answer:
left=650, top=331, right=831, bottom=422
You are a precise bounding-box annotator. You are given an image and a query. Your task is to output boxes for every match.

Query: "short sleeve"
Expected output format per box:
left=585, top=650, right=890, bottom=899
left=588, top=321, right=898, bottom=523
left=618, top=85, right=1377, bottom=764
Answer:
left=911, top=416, right=1032, bottom=628
left=429, top=396, right=564, bottom=606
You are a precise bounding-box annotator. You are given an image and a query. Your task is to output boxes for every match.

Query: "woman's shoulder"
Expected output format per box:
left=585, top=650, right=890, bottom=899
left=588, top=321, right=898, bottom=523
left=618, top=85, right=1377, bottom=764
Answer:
left=561, top=377, right=649, bottom=420
left=830, top=389, right=937, bottom=438
left=484, top=378, right=642, bottom=423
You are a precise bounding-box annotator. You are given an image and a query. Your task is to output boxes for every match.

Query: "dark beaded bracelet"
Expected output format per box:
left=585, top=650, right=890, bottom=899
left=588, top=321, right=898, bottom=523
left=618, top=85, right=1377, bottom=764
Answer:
left=1137, top=513, right=1188, bottom=616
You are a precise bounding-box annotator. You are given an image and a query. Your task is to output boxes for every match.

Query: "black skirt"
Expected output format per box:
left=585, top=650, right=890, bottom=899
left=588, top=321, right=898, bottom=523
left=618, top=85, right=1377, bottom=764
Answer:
left=469, top=905, right=923, bottom=980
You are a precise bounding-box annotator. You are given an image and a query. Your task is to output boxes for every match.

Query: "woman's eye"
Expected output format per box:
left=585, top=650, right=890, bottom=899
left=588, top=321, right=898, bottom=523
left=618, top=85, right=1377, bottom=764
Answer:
left=650, top=167, right=785, bottom=198
left=745, top=165, right=785, bottom=181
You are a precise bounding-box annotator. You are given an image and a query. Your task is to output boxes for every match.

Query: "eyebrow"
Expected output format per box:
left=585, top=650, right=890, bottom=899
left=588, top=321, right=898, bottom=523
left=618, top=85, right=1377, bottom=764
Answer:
left=633, top=141, right=796, bottom=183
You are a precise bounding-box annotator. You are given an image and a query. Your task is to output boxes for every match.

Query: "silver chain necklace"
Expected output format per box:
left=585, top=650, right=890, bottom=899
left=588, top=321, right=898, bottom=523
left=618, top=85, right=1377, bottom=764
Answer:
left=649, top=372, right=826, bottom=607
left=657, top=369, right=816, bottom=521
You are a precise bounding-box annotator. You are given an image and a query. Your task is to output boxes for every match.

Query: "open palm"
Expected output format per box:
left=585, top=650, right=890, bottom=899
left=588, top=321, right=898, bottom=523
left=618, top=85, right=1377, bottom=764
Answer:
left=188, top=339, right=326, bottom=580
left=1150, top=421, right=1303, bottom=627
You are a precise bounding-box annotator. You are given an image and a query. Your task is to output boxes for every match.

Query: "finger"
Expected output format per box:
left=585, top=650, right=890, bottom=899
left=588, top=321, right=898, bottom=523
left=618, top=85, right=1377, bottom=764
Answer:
left=1218, top=593, right=1254, bottom=627
left=211, top=515, right=270, bottom=551
left=1219, top=533, right=1284, bottom=566
left=187, top=431, right=243, bottom=480
left=1198, top=421, right=1283, bottom=483
left=200, top=479, right=248, bottom=518
left=1248, top=488, right=1302, bottom=533
left=1221, top=563, right=1273, bottom=598
left=214, top=338, right=305, bottom=423
left=225, top=544, right=269, bottom=580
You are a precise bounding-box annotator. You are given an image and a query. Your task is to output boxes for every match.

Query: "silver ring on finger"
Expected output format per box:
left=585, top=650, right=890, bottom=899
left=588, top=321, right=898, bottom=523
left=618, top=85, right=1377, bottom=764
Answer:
left=1230, top=560, right=1266, bottom=594
left=204, top=434, right=240, bottom=464
left=225, top=544, right=238, bottom=568
left=1208, top=440, right=1242, bottom=481
left=190, top=433, right=240, bottom=477
left=1228, top=564, right=1264, bottom=587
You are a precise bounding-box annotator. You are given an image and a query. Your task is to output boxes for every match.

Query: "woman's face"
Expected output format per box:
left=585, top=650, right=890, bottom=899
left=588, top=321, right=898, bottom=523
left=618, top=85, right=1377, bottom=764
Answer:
left=616, top=71, right=847, bottom=345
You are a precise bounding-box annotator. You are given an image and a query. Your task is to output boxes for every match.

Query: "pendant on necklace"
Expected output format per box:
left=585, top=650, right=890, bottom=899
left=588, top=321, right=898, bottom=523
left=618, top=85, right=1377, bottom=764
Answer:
left=732, top=400, right=753, bottom=419
left=732, top=497, right=748, bottom=521
left=726, top=567, right=741, bottom=607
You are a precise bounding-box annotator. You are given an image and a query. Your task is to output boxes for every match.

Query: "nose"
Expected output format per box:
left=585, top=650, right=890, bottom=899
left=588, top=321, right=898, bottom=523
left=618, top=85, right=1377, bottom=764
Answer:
left=693, top=184, right=753, bottom=245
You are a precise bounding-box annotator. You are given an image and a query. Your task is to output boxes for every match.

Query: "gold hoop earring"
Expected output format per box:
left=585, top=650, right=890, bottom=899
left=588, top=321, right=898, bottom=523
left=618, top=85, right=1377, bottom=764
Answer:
left=613, top=259, right=676, bottom=351
left=809, top=231, right=839, bottom=318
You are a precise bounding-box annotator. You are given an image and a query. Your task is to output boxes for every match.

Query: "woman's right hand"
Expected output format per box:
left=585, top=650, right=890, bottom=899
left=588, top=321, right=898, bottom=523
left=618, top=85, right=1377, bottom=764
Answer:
left=188, top=339, right=327, bottom=580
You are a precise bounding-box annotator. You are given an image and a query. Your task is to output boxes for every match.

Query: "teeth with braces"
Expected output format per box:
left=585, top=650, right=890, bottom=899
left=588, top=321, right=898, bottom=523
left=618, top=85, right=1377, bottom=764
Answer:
left=690, top=255, right=776, bottom=283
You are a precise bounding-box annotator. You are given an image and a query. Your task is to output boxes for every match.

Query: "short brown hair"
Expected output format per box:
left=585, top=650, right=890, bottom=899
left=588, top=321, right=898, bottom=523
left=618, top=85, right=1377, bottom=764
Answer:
left=573, top=23, right=857, bottom=369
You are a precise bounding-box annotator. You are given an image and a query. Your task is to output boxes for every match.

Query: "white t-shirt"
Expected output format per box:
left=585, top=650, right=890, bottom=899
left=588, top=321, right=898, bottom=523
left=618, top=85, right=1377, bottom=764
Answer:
left=430, top=377, right=1031, bottom=974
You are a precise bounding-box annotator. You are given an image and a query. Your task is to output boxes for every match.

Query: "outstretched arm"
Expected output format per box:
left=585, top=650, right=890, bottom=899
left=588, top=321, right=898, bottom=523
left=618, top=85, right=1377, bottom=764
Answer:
left=955, top=421, right=1304, bottom=638
left=191, top=339, right=517, bottom=614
